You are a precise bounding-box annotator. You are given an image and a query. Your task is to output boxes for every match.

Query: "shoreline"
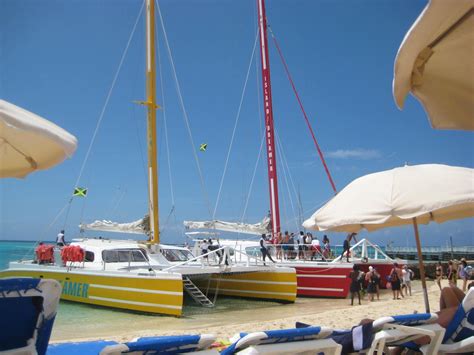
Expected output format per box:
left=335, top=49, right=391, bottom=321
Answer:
left=50, top=280, right=445, bottom=343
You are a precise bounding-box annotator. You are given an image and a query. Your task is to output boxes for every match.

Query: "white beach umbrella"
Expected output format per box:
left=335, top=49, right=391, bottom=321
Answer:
left=303, top=164, right=474, bottom=312
left=393, top=0, right=474, bottom=131
left=0, top=100, right=77, bottom=178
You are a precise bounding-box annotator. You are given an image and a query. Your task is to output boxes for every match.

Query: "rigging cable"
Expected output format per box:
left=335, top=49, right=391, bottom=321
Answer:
left=60, top=1, right=145, bottom=230
left=212, top=30, right=260, bottom=220
left=239, top=131, right=265, bottom=224
left=269, top=26, right=337, bottom=195
left=275, top=130, right=300, bottom=231
left=156, top=9, right=176, bottom=235
left=156, top=0, right=213, bottom=218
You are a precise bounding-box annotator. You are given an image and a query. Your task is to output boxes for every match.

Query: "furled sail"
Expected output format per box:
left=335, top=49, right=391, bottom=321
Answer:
left=80, top=215, right=150, bottom=235
left=183, top=216, right=271, bottom=235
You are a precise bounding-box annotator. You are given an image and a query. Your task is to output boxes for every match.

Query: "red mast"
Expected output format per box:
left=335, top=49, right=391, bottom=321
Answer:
left=257, top=0, right=280, bottom=235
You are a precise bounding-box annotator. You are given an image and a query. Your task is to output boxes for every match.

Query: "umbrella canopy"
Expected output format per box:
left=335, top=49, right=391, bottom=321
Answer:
left=303, top=164, right=474, bottom=232
left=392, top=0, right=474, bottom=131
left=303, top=164, right=474, bottom=313
left=0, top=100, right=78, bottom=178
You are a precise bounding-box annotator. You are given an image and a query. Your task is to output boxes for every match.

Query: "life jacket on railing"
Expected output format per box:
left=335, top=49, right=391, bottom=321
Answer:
left=61, top=245, right=85, bottom=263
left=35, top=244, right=55, bottom=264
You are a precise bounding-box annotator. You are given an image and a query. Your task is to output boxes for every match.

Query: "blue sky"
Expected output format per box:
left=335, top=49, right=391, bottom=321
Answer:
left=1, top=0, right=473, bottom=247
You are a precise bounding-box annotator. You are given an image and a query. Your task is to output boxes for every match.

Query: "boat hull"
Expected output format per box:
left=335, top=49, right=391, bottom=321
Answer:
left=194, top=267, right=297, bottom=303
left=278, top=262, right=352, bottom=298
left=0, top=267, right=184, bottom=316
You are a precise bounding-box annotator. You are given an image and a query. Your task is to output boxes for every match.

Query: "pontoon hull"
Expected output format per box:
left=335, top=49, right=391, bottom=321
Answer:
left=0, top=267, right=184, bottom=316
left=194, top=267, right=297, bottom=303
left=282, top=263, right=352, bottom=298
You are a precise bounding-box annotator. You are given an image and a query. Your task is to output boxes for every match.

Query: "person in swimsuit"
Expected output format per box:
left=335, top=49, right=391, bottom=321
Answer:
left=436, top=261, right=443, bottom=291
left=341, top=232, right=357, bottom=262
left=447, top=260, right=458, bottom=287
left=390, top=262, right=403, bottom=300
left=349, top=264, right=362, bottom=306
left=365, top=266, right=377, bottom=302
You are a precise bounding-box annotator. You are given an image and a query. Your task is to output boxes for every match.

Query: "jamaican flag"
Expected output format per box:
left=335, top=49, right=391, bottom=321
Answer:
left=73, top=187, right=88, bottom=197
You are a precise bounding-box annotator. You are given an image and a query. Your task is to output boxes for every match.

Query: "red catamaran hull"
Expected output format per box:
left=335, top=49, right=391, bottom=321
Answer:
left=280, top=263, right=352, bottom=298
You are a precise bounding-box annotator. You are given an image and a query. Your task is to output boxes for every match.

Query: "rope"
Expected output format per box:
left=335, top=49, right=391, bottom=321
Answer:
left=269, top=27, right=337, bottom=195
left=156, top=0, right=212, bottom=217
left=61, top=1, right=145, bottom=229
left=213, top=30, right=260, bottom=220
left=275, top=131, right=299, bottom=231
left=240, top=131, right=265, bottom=223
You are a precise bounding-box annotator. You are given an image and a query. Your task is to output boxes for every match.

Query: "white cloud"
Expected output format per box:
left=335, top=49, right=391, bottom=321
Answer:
left=327, top=148, right=382, bottom=160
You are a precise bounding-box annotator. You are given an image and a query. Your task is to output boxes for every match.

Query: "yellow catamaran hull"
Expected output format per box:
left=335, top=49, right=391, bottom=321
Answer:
left=0, top=268, right=184, bottom=316
left=195, top=267, right=297, bottom=303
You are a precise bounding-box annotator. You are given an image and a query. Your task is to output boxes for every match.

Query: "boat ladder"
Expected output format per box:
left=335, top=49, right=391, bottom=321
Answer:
left=183, top=277, right=214, bottom=307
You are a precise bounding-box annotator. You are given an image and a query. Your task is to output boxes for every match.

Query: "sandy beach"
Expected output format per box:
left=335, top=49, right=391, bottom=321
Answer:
left=51, top=279, right=445, bottom=344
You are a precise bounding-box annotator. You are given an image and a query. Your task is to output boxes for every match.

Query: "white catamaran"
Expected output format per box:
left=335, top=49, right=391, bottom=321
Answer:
left=0, top=0, right=297, bottom=316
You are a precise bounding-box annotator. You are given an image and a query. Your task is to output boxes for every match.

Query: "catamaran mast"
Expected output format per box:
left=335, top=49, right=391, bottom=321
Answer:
left=257, top=0, right=281, bottom=235
left=145, top=0, right=160, bottom=243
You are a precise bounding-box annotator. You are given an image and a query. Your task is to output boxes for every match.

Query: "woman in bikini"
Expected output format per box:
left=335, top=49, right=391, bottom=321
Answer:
left=436, top=261, right=443, bottom=291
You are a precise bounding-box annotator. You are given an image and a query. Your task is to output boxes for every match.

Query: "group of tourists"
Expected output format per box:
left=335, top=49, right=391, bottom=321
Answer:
left=259, top=231, right=332, bottom=261
left=348, top=262, right=415, bottom=306
left=436, top=258, right=472, bottom=292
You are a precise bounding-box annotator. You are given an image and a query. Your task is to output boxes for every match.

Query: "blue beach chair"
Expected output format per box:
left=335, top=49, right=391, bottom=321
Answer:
left=221, top=326, right=341, bottom=355
left=426, top=287, right=474, bottom=354
left=100, top=334, right=218, bottom=354
left=367, top=313, right=444, bottom=354
left=0, top=278, right=61, bottom=355
left=297, top=313, right=443, bottom=354
left=48, top=334, right=218, bottom=355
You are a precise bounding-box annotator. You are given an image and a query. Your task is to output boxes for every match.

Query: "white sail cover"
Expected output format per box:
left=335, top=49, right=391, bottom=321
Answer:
left=184, top=217, right=271, bottom=236
left=80, top=218, right=148, bottom=235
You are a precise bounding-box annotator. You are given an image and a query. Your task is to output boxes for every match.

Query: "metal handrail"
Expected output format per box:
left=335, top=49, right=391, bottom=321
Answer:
left=161, top=246, right=230, bottom=272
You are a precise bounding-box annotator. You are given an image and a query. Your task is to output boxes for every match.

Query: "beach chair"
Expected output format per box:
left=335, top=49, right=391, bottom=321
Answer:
left=100, top=334, right=218, bottom=354
left=425, top=287, right=474, bottom=354
left=296, top=313, right=443, bottom=355
left=221, top=326, right=341, bottom=355
left=47, top=341, right=119, bottom=355
left=367, top=313, right=444, bottom=355
left=48, top=334, right=218, bottom=355
left=0, top=278, right=61, bottom=355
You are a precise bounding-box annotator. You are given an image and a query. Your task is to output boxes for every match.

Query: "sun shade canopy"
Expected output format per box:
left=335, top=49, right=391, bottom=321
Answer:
left=0, top=99, right=78, bottom=178
left=393, top=0, right=474, bottom=131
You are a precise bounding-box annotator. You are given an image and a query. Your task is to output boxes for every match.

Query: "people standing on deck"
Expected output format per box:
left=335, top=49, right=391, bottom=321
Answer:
left=349, top=264, right=362, bottom=305
left=341, top=232, right=357, bottom=262
left=322, top=235, right=331, bottom=259
left=282, top=231, right=290, bottom=260
left=311, top=237, right=323, bottom=260
left=447, top=260, right=458, bottom=287
left=275, top=232, right=283, bottom=260
left=436, top=261, right=444, bottom=290
left=304, top=232, right=312, bottom=259
left=56, top=230, right=66, bottom=247
left=260, top=233, right=275, bottom=265
left=401, top=265, right=414, bottom=296
left=390, top=262, right=403, bottom=300
left=200, top=239, right=209, bottom=264
left=297, top=231, right=305, bottom=259
left=289, top=233, right=296, bottom=259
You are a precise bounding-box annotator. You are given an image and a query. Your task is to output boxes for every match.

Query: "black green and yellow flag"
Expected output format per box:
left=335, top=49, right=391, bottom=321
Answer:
left=73, top=187, right=88, bottom=197
left=199, top=143, right=207, bottom=152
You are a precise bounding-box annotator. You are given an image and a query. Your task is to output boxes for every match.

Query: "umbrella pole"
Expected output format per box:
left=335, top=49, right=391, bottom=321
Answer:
left=412, top=217, right=430, bottom=313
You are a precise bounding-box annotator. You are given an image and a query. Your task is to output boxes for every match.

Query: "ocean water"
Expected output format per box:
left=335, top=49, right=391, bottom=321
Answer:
left=0, top=240, right=352, bottom=342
